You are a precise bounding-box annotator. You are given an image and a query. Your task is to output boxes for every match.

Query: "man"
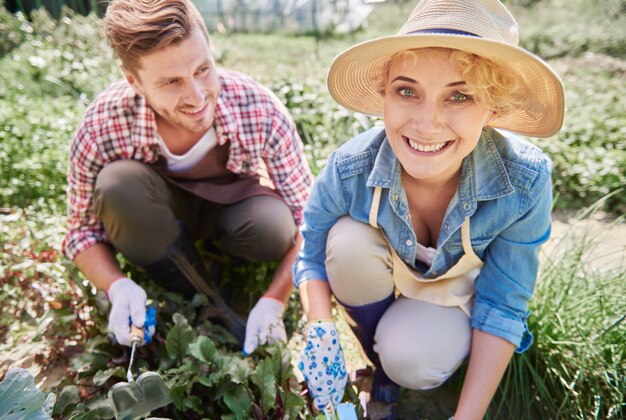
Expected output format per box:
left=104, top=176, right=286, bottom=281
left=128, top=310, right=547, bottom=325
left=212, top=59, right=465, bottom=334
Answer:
left=62, top=0, right=313, bottom=355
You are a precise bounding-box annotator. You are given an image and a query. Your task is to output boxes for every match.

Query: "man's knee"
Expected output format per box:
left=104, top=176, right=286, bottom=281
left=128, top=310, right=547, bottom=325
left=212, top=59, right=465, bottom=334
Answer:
left=94, top=160, right=164, bottom=220
left=326, top=217, right=394, bottom=305
left=220, top=196, right=296, bottom=261
left=94, top=160, right=180, bottom=263
left=375, top=298, right=471, bottom=390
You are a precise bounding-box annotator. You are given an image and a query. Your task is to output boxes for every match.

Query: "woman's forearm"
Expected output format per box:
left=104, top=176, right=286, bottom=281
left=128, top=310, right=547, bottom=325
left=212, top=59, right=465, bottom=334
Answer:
left=298, top=279, right=333, bottom=321
left=453, top=329, right=515, bottom=420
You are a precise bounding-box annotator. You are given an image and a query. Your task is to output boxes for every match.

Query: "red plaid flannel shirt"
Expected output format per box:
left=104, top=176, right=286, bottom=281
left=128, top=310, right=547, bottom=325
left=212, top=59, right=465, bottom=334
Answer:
left=63, top=68, right=313, bottom=260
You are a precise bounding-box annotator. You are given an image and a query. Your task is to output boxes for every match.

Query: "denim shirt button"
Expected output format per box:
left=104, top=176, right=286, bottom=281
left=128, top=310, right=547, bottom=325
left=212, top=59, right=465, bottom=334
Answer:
left=405, top=239, right=413, bottom=246
left=392, top=194, right=399, bottom=201
left=463, top=202, right=471, bottom=211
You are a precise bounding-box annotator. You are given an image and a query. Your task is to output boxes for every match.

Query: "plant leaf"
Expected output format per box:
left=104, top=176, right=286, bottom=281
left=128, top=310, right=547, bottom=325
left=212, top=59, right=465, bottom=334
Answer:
left=166, top=313, right=196, bottom=361
left=251, top=359, right=276, bottom=413
left=183, top=395, right=204, bottom=414
left=223, top=384, right=252, bottom=419
left=52, top=385, right=80, bottom=416
left=91, top=366, right=125, bottom=386
left=189, top=335, right=217, bottom=364
left=220, top=355, right=251, bottom=384
left=281, top=389, right=306, bottom=418
left=0, top=367, right=51, bottom=419
left=169, top=384, right=187, bottom=410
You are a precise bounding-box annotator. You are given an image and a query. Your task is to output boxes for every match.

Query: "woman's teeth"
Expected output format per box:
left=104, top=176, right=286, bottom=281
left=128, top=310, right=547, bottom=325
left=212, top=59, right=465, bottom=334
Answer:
left=407, top=138, right=449, bottom=152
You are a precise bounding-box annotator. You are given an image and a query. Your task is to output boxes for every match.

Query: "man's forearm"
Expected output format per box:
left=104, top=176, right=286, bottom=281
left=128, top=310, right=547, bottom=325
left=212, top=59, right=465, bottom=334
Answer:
left=262, top=231, right=303, bottom=304
left=454, top=329, right=515, bottom=420
left=73, top=243, right=126, bottom=292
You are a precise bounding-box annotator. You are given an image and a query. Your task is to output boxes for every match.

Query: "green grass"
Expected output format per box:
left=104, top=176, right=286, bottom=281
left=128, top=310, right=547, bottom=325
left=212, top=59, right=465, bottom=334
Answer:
left=489, top=209, right=626, bottom=419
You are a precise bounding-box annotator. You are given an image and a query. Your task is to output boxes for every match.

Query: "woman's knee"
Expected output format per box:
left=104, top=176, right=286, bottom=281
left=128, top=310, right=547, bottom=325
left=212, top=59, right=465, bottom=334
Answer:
left=326, top=217, right=394, bottom=305
left=375, top=298, right=471, bottom=390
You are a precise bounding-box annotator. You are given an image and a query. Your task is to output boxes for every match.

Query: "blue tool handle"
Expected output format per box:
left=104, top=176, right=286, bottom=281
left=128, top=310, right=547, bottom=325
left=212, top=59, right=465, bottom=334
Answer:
left=127, top=307, right=156, bottom=345
left=143, top=307, right=157, bottom=345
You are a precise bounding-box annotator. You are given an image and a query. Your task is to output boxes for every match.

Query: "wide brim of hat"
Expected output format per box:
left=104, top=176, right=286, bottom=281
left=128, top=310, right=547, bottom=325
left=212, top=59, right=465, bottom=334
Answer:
left=327, top=34, right=565, bottom=138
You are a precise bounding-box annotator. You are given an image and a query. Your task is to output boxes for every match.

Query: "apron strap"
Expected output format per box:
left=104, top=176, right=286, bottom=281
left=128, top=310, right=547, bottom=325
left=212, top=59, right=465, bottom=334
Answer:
left=369, top=186, right=382, bottom=228
left=461, top=216, right=475, bottom=256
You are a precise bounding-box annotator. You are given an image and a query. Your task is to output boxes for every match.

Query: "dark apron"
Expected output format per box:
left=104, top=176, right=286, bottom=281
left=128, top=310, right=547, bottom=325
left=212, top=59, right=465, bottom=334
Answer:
left=153, top=141, right=281, bottom=205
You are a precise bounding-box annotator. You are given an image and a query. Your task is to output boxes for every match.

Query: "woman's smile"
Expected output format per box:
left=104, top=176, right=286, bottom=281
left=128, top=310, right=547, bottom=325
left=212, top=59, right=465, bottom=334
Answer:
left=403, top=136, right=454, bottom=155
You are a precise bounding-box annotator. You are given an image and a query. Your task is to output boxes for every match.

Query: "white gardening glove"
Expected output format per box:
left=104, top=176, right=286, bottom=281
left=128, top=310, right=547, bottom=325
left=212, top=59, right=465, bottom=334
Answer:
left=298, top=320, right=348, bottom=410
left=107, top=277, right=147, bottom=346
left=242, top=297, right=287, bottom=355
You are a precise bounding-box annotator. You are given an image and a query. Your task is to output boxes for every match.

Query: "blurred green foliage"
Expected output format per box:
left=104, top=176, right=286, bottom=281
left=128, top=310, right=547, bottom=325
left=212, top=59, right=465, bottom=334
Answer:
left=1, top=2, right=624, bottom=213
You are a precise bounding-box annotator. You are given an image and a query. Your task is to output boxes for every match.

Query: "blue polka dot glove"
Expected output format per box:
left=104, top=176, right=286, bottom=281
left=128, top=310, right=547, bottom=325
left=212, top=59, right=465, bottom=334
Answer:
left=298, top=320, right=348, bottom=410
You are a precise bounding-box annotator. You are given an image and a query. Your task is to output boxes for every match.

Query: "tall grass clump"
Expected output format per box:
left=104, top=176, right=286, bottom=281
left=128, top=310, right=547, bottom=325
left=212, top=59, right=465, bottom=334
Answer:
left=489, top=206, right=625, bottom=419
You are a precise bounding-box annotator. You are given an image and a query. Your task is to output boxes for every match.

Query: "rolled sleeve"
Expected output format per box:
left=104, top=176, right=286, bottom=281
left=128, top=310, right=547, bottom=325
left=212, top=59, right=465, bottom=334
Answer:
left=472, top=296, right=534, bottom=353
left=472, top=173, right=552, bottom=353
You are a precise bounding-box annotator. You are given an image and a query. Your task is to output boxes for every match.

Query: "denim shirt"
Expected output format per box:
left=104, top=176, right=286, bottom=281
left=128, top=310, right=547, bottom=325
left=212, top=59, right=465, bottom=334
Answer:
left=293, top=127, right=553, bottom=352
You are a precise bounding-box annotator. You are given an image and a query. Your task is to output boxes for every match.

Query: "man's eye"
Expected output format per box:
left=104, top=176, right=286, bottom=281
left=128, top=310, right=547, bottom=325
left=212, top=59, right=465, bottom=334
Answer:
left=167, top=79, right=179, bottom=85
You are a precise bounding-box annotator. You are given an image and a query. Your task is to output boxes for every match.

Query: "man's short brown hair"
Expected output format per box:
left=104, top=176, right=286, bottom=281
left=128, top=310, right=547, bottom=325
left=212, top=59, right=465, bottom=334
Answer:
left=104, top=0, right=209, bottom=72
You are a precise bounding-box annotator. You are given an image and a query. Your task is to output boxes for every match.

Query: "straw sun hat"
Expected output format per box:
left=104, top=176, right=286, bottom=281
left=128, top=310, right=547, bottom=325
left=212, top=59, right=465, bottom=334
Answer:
left=327, top=0, right=565, bottom=138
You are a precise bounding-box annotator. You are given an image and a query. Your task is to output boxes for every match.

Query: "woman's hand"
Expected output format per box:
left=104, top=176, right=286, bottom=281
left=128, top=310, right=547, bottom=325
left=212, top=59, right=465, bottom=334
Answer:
left=298, top=320, right=348, bottom=410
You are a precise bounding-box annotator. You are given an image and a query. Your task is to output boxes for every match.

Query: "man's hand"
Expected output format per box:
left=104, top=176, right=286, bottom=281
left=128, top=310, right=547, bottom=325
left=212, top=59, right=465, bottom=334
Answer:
left=243, top=297, right=287, bottom=355
left=298, top=320, right=347, bottom=410
left=107, top=277, right=147, bottom=346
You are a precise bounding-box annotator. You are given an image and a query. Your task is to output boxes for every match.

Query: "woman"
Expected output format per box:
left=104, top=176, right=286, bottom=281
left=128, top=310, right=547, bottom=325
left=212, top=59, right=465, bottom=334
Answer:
left=293, top=0, right=565, bottom=418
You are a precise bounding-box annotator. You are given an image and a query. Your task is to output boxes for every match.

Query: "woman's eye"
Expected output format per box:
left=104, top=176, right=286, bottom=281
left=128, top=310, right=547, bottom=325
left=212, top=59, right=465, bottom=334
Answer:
left=396, top=87, right=415, bottom=98
left=450, top=92, right=472, bottom=102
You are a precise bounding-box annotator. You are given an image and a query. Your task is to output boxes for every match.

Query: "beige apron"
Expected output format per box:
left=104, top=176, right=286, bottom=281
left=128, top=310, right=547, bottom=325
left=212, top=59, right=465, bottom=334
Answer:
left=369, top=187, right=483, bottom=317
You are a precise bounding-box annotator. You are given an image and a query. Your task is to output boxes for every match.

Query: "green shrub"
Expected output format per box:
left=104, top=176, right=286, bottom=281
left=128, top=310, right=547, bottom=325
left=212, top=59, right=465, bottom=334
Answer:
left=0, top=8, right=118, bottom=100
left=515, top=0, right=626, bottom=59
left=270, top=79, right=374, bottom=174
left=0, top=95, right=80, bottom=210
left=0, top=6, right=31, bottom=57
left=535, top=64, right=626, bottom=214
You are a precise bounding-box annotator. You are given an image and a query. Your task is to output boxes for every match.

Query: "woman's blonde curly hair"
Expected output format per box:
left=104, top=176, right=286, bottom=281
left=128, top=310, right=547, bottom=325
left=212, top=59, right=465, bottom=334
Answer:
left=375, top=47, right=527, bottom=119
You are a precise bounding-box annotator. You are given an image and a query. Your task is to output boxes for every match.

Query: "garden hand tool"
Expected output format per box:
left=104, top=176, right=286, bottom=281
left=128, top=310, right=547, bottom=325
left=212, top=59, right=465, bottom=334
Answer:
left=109, top=310, right=171, bottom=420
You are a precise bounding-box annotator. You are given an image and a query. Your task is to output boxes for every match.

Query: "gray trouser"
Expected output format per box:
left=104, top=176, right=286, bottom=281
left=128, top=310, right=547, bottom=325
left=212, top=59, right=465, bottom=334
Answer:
left=326, top=216, right=471, bottom=390
left=93, top=160, right=296, bottom=266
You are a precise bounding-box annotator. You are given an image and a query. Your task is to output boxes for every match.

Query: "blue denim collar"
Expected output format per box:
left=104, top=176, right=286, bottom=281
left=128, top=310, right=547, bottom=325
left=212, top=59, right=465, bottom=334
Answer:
left=366, top=128, right=515, bottom=209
